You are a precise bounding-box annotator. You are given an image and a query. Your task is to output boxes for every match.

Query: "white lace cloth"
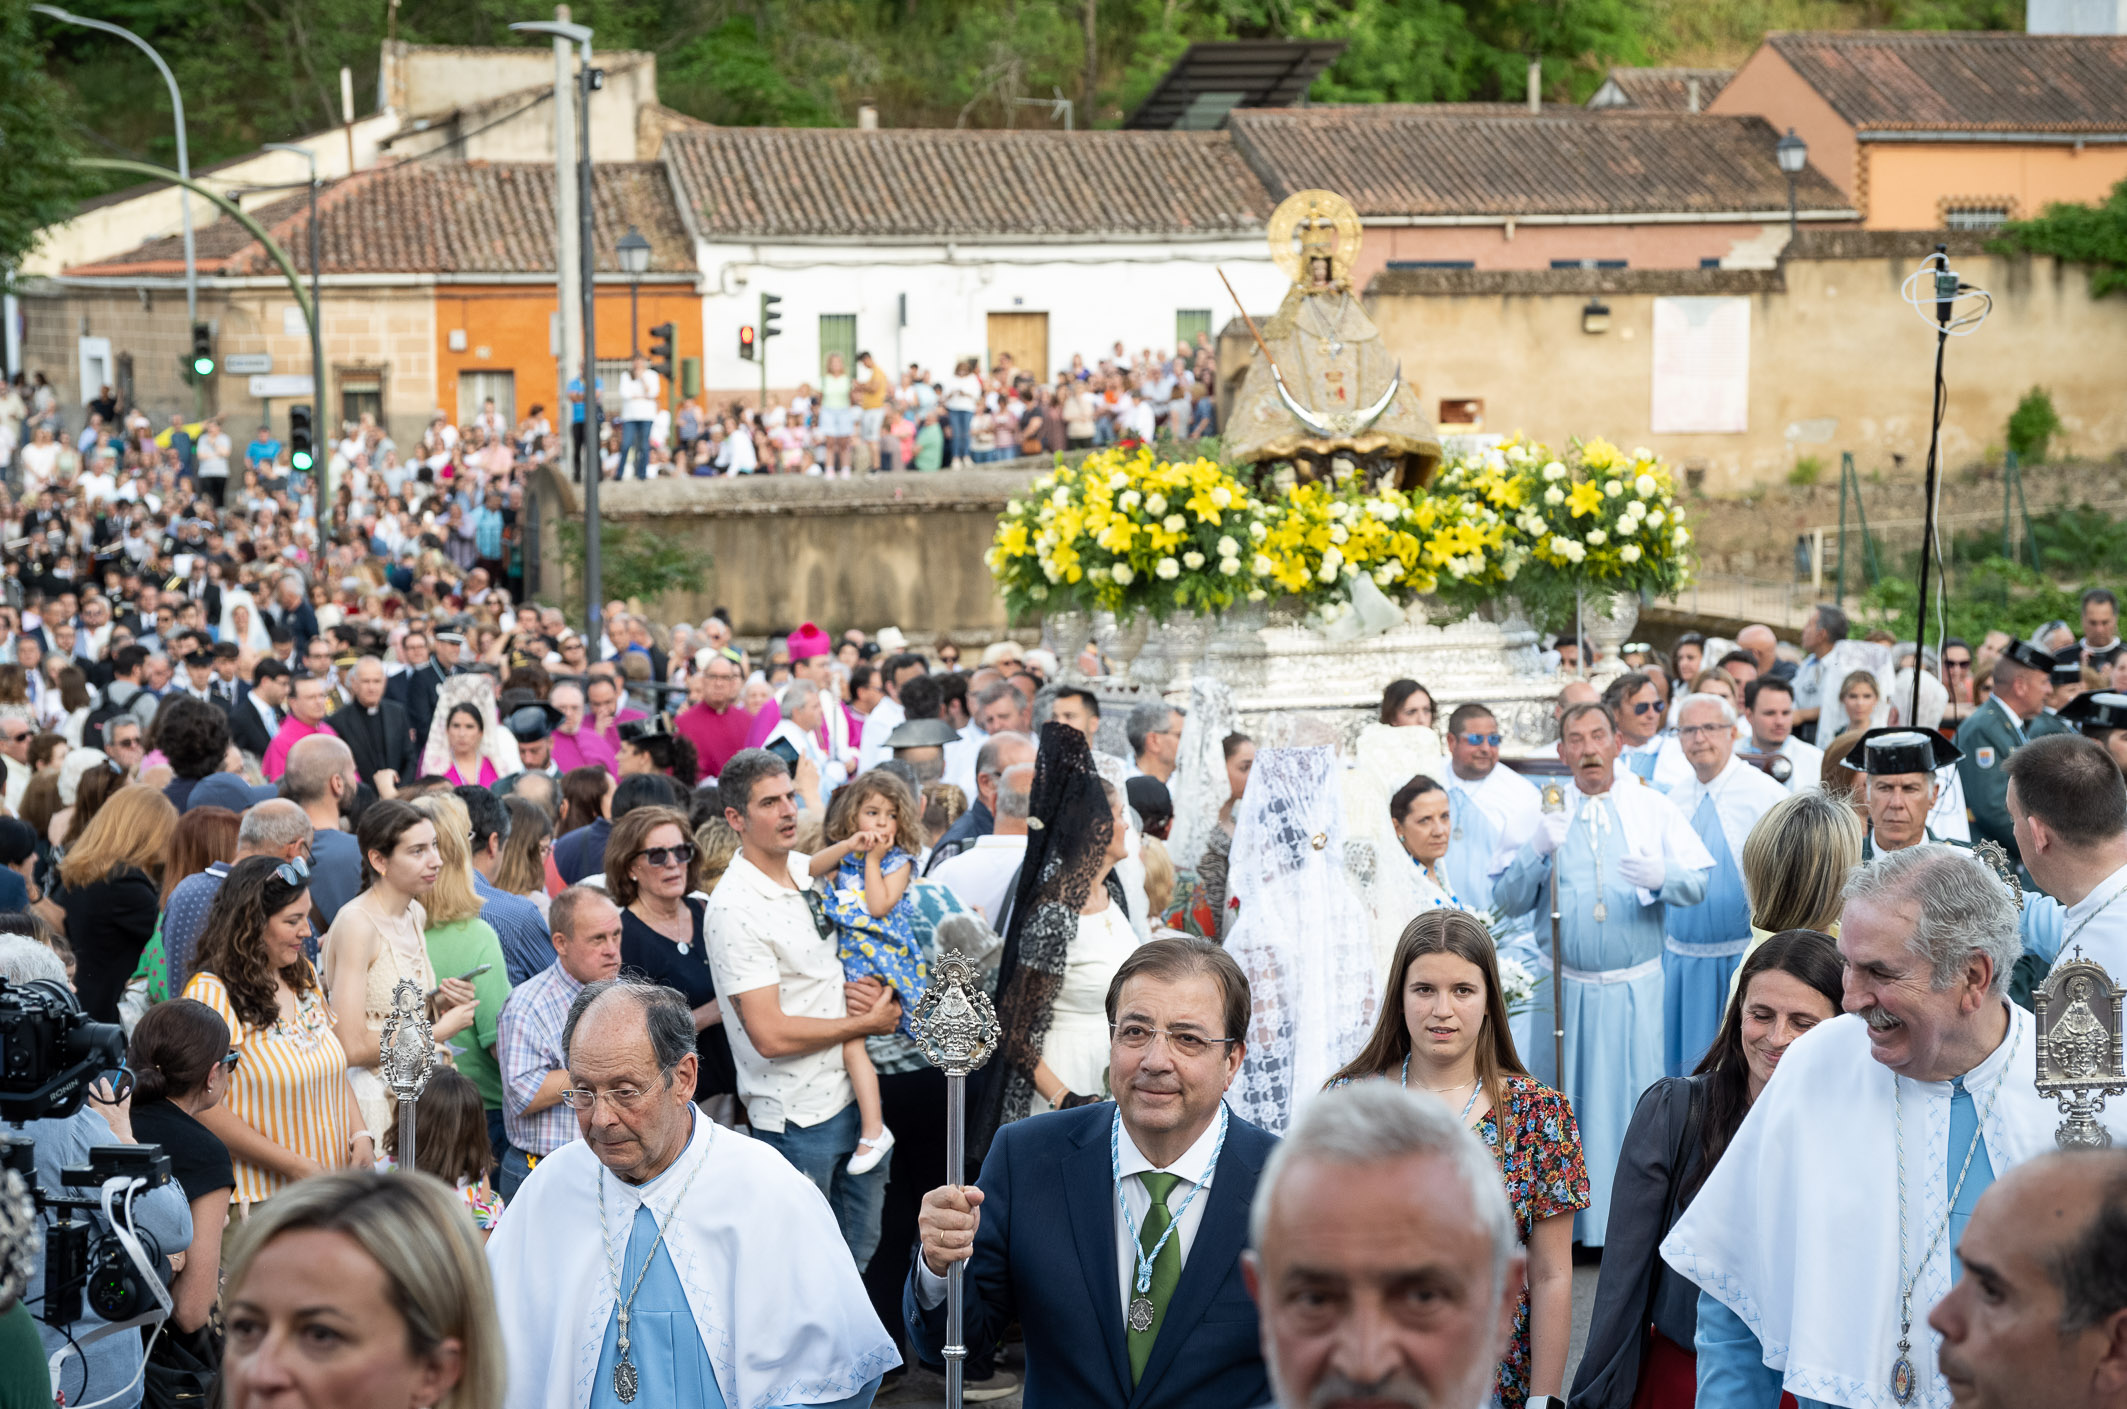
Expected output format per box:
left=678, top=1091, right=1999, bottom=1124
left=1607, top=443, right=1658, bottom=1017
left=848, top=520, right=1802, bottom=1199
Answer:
left=420, top=672, right=524, bottom=780
left=1224, top=746, right=1380, bottom=1135
left=1340, top=722, right=1450, bottom=980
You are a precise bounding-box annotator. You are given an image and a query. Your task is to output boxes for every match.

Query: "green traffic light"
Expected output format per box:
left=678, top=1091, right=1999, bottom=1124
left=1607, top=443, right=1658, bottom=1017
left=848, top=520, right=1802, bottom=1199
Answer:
left=292, top=450, right=314, bottom=470
left=193, top=356, right=214, bottom=377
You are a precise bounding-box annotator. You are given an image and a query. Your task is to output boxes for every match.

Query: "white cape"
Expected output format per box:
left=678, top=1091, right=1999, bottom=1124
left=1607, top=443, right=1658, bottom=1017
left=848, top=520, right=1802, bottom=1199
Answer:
left=1661, top=1007, right=2122, bottom=1409
left=486, top=1112, right=900, bottom=1409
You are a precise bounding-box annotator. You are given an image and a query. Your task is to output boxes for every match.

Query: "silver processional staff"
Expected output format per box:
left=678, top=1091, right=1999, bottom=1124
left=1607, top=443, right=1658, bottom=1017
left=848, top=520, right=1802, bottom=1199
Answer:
left=378, top=977, right=438, bottom=1171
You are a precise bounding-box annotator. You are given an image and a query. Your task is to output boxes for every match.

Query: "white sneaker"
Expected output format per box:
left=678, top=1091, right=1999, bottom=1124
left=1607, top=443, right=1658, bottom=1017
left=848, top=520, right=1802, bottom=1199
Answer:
left=847, top=1125, right=895, bottom=1174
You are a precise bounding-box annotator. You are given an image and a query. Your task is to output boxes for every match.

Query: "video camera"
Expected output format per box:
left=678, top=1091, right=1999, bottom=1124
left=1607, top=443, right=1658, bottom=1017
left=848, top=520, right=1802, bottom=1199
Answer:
left=0, top=977, right=128, bottom=1123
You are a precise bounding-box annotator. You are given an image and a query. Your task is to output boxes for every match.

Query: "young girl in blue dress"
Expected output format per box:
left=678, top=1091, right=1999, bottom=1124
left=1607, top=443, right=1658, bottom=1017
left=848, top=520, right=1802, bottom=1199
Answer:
left=809, top=770, right=928, bottom=1174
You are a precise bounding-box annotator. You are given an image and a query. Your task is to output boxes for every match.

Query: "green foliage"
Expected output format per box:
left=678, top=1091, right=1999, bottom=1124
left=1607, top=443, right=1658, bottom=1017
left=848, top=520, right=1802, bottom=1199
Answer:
left=1947, top=502, right=2127, bottom=579
left=1857, top=556, right=2084, bottom=644
left=1788, top=454, right=1824, bottom=487
left=1991, top=179, right=2127, bottom=297
left=0, top=0, right=93, bottom=274
left=2006, top=387, right=2064, bottom=464
left=553, top=518, right=712, bottom=628
left=662, top=17, right=839, bottom=128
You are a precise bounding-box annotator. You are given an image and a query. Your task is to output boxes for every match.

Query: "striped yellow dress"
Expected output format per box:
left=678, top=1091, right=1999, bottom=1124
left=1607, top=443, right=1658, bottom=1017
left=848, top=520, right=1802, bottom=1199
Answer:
left=183, top=971, right=352, bottom=1203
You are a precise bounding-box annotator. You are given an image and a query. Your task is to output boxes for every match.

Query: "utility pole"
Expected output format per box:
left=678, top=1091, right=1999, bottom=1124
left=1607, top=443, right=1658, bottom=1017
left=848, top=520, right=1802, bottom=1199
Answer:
left=263, top=142, right=327, bottom=551
left=550, top=6, right=581, bottom=481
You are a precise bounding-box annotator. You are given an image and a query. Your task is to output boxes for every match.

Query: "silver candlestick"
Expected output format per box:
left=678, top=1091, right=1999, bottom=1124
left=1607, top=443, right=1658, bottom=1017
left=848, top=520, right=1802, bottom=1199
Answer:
left=906, top=948, right=1001, bottom=1409
left=2035, top=947, right=2126, bottom=1149
left=378, top=978, right=438, bottom=1171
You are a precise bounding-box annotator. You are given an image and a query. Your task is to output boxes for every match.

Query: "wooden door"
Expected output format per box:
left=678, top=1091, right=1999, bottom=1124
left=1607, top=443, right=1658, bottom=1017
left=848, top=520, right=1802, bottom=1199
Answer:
left=986, top=312, right=1049, bottom=383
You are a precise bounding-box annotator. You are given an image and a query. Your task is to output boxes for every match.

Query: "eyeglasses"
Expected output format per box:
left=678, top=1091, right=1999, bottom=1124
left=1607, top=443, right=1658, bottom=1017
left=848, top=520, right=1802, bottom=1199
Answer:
left=1457, top=732, right=1502, bottom=747
left=219, top=1050, right=241, bottom=1071
left=557, top=1078, right=667, bottom=1112
left=1678, top=723, right=1730, bottom=739
left=0, top=729, right=28, bottom=744
left=1110, top=1021, right=1238, bottom=1059
left=274, top=855, right=311, bottom=888
left=635, top=842, right=697, bottom=869
left=1629, top=700, right=1660, bottom=714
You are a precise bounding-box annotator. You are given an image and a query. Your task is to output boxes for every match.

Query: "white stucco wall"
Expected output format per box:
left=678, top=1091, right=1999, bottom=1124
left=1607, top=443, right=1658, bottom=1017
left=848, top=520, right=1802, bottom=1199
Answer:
left=691, top=237, right=1289, bottom=396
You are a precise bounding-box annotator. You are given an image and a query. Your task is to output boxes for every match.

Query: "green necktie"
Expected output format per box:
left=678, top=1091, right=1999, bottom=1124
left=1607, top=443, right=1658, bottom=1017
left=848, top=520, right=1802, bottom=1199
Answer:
left=1127, top=1171, right=1184, bottom=1383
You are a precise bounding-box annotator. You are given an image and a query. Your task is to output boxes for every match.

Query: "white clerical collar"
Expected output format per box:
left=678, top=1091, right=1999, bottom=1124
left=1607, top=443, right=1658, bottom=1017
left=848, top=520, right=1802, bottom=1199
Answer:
left=2065, top=861, right=2127, bottom=927
left=1116, top=1105, right=1222, bottom=1190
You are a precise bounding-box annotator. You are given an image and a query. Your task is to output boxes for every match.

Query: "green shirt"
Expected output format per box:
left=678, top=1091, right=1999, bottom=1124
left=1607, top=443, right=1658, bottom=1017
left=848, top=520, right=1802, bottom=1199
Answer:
left=0, top=1303, right=46, bottom=1409
left=423, top=916, right=511, bottom=1111
left=914, top=422, right=945, bottom=471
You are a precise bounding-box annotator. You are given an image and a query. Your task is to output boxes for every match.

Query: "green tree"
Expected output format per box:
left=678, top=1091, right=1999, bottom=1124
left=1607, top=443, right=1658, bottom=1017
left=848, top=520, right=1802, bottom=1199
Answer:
left=1992, top=179, right=2127, bottom=297
left=0, top=0, right=93, bottom=275
left=553, top=519, right=714, bottom=628
left=2005, top=387, right=2063, bottom=464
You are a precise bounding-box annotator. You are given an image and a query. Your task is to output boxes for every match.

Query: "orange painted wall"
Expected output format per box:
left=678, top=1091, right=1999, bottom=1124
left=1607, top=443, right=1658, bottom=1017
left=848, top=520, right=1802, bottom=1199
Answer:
left=1709, top=48, right=1862, bottom=203
left=432, top=283, right=702, bottom=423
left=1864, top=143, right=2127, bottom=230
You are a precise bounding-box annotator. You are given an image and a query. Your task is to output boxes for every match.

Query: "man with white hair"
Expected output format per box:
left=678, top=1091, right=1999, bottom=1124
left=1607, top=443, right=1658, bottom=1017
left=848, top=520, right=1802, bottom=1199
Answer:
left=1664, top=844, right=2127, bottom=1409
left=1662, top=692, right=1789, bottom=1076
left=1246, top=1082, right=1523, bottom=1409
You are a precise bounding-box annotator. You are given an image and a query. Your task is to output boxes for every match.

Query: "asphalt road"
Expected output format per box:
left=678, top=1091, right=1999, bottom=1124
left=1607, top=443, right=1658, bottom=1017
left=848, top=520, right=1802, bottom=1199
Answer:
left=879, top=1262, right=1603, bottom=1406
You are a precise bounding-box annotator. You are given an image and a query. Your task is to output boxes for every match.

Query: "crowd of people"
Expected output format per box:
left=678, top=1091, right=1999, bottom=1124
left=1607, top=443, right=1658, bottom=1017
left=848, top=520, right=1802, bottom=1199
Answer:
left=3, top=358, right=2127, bottom=1409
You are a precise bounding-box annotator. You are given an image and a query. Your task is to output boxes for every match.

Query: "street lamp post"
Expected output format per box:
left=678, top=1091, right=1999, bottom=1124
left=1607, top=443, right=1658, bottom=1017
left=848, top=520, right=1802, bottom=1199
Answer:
left=262, top=142, right=328, bottom=554
left=511, top=17, right=601, bottom=637
left=617, top=225, right=649, bottom=354
left=1775, top=127, right=1808, bottom=244
left=34, top=6, right=198, bottom=406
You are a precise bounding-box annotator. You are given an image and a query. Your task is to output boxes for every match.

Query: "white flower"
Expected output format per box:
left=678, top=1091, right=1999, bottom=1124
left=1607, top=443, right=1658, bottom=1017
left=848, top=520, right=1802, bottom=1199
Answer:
left=1249, top=521, right=1268, bottom=541
left=1216, top=535, right=1239, bottom=558
left=1145, top=493, right=1168, bottom=516
left=1182, top=550, right=1205, bottom=570
left=1253, top=553, right=1275, bottom=575
left=1566, top=542, right=1587, bottom=563
left=1521, top=513, right=1547, bottom=535
left=1118, top=490, right=1141, bottom=512
left=1329, top=524, right=1349, bottom=545
left=1586, top=529, right=1607, bottom=547
left=1318, top=561, right=1339, bottom=584
left=1156, top=557, right=1181, bottom=580
left=1373, top=565, right=1398, bottom=586
left=1051, top=488, right=1070, bottom=507
left=1006, top=499, right=1024, bottom=516
left=1322, top=546, right=1343, bottom=571
left=1648, top=509, right=1666, bottom=529
left=1674, top=527, right=1691, bottom=547
left=1108, top=471, right=1127, bottom=489
left=1632, top=447, right=1653, bottom=463
left=1620, top=544, right=1642, bottom=563
left=1247, top=587, right=1268, bottom=601
left=1674, top=507, right=1688, bottom=523
left=1550, top=534, right=1575, bottom=556
left=1163, top=514, right=1187, bottom=533
left=1544, top=485, right=1566, bottom=506
left=1543, top=461, right=1567, bottom=481
left=1604, top=480, right=1624, bottom=499
left=1112, top=563, right=1135, bottom=585
left=1211, top=486, right=1232, bottom=508
left=1635, top=473, right=1657, bottom=498
left=1220, top=556, right=1241, bottom=575
left=1042, top=563, right=1061, bottom=583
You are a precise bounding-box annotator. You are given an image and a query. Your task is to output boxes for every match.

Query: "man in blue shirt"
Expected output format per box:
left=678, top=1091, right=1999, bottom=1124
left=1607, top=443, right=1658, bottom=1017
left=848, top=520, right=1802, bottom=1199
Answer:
left=567, top=373, right=604, bottom=482
left=246, top=424, right=282, bottom=472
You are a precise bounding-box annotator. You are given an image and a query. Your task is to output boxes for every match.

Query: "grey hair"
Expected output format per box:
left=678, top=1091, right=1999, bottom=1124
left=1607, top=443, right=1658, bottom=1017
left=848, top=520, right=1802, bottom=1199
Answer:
left=973, top=682, right=1020, bottom=716
left=995, top=761, right=1035, bottom=820
left=0, top=934, right=68, bottom=985
left=1842, top=842, right=2021, bottom=995
left=974, top=730, right=1030, bottom=781
left=778, top=678, right=820, bottom=715
left=1678, top=692, right=1737, bottom=728
left=238, top=798, right=314, bottom=852
left=1126, top=701, right=1177, bottom=756
left=1250, top=1083, right=1516, bottom=1295
left=562, top=976, right=697, bottom=1075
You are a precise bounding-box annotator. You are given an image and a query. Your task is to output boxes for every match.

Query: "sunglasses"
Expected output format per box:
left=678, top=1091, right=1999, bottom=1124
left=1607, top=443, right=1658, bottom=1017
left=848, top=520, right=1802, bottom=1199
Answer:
left=1458, top=732, right=1503, bottom=747
left=219, top=1050, right=241, bottom=1071
left=274, top=855, right=311, bottom=888
left=1944, top=658, right=1972, bottom=669
left=636, top=842, right=697, bottom=869
left=1629, top=700, right=1660, bottom=714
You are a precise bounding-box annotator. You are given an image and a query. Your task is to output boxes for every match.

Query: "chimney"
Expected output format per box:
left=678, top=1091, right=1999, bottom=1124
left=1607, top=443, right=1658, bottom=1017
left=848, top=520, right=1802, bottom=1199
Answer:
left=1687, top=77, right=1701, bottom=113
left=1527, top=59, right=1542, bottom=114
left=857, top=103, right=879, bottom=130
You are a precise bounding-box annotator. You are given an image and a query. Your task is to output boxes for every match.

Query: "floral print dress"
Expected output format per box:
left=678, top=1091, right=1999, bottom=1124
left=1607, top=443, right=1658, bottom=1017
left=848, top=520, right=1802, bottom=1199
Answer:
left=825, top=845, right=928, bottom=1038
left=1479, top=1073, right=1592, bottom=1409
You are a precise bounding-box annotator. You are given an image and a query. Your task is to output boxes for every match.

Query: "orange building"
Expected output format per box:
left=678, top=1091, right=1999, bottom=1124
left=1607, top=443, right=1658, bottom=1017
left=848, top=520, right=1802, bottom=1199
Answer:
left=43, top=159, right=701, bottom=448
left=1711, top=31, right=2127, bottom=231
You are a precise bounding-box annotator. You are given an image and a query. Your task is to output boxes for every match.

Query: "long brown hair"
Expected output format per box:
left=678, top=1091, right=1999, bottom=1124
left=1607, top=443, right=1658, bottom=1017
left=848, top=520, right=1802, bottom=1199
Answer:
left=1329, top=909, right=1529, bottom=1118
left=57, top=785, right=176, bottom=889
left=161, top=805, right=241, bottom=908
left=191, top=854, right=322, bottom=1030
left=382, top=1067, right=494, bottom=1186
left=493, top=797, right=551, bottom=896
left=824, top=769, right=926, bottom=855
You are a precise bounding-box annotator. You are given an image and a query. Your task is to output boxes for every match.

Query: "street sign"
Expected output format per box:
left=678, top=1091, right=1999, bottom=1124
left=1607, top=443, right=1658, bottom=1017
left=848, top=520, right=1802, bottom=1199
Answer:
left=248, top=374, right=315, bottom=398
left=224, top=353, right=273, bottom=375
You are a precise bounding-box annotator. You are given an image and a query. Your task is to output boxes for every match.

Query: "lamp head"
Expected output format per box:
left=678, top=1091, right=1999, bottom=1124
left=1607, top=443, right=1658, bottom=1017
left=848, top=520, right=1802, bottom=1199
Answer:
left=1775, top=127, right=1808, bottom=175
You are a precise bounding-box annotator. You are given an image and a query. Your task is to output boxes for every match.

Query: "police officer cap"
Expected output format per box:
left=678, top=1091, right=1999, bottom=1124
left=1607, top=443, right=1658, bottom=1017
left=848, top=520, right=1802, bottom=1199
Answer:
left=1841, top=726, right=1962, bottom=776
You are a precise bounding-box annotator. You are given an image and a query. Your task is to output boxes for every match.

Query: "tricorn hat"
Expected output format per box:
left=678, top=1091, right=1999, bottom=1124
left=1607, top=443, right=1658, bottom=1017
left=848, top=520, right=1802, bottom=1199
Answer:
left=2053, top=645, right=2087, bottom=686
left=1841, top=726, right=1963, bottom=776
left=503, top=701, right=566, bottom=743
left=1999, top=639, right=2057, bottom=676
left=2061, top=690, right=2127, bottom=733
left=883, top=717, right=960, bottom=750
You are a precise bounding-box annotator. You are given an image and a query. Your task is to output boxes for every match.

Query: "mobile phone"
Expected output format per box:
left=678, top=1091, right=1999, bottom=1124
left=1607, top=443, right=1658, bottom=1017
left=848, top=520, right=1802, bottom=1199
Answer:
left=765, top=736, right=801, bottom=766
left=427, top=964, right=492, bottom=999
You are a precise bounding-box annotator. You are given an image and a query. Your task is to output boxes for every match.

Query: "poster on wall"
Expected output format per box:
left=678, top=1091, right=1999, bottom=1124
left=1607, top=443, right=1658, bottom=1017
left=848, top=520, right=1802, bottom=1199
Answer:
left=1650, top=296, right=1750, bottom=434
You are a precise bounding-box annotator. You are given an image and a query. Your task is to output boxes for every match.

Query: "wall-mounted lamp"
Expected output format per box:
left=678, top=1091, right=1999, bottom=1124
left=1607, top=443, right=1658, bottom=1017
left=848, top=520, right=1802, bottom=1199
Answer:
left=1581, top=298, right=1612, bottom=334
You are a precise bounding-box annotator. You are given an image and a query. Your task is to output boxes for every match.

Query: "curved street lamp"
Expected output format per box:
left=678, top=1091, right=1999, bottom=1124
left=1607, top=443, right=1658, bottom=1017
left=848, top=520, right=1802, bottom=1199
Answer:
left=617, top=225, right=650, bottom=354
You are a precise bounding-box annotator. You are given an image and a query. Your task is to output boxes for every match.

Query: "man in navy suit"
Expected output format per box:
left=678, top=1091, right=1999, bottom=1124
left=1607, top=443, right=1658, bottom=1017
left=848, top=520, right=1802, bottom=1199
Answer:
left=909, top=937, right=1273, bottom=1409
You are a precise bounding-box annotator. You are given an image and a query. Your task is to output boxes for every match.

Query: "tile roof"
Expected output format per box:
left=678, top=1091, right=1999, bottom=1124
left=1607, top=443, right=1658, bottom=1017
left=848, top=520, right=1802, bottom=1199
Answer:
left=1225, top=107, right=1853, bottom=218
left=662, top=127, right=1273, bottom=240
left=1589, top=67, right=1733, bottom=111
left=1763, top=31, right=2127, bottom=132
left=66, top=161, right=694, bottom=278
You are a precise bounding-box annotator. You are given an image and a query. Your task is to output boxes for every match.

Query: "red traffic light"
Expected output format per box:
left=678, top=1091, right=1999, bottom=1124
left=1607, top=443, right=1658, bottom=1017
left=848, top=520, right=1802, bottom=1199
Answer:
left=738, top=324, right=756, bottom=361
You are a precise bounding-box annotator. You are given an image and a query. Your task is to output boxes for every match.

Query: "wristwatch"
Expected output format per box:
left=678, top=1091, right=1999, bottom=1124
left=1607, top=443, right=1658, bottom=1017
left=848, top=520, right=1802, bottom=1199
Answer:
left=1526, top=1396, right=1566, bottom=1409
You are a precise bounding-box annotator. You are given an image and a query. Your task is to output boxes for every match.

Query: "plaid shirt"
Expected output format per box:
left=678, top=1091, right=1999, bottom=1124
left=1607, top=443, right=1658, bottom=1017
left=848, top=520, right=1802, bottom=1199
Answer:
left=497, top=958, right=584, bottom=1156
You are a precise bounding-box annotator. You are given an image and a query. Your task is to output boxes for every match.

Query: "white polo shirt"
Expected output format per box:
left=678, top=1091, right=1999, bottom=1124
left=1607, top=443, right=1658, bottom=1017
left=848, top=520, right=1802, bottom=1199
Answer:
left=705, top=848, right=853, bottom=1134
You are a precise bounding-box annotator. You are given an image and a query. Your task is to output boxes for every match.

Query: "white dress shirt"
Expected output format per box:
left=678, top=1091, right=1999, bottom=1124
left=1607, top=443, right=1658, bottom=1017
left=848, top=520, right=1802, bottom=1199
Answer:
left=917, top=1104, right=1227, bottom=1312
left=929, top=832, right=1028, bottom=922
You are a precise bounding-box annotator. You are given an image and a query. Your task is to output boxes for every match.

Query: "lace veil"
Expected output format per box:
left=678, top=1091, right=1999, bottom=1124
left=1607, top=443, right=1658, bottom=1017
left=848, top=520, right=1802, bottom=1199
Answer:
left=420, top=672, right=524, bottom=780
left=1341, top=722, right=1448, bottom=979
left=1225, top=745, right=1380, bottom=1135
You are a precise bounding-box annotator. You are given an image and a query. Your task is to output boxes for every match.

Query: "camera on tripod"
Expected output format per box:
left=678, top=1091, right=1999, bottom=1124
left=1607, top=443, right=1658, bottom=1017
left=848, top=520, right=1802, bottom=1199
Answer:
left=0, top=976, right=129, bottom=1123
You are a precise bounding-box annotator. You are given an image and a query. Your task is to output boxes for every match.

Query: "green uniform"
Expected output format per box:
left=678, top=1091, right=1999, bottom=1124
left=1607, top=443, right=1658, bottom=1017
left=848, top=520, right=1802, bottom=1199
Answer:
left=1954, top=697, right=2031, bottom=862
left=2029, top=710, right=2074, bottom=740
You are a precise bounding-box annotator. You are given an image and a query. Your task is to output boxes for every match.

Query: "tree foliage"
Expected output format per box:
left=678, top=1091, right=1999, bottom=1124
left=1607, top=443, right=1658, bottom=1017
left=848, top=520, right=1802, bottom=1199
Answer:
left=0, top=0, right=93, bottom=274
left=553, top=517, right=713, bottom=628
left=1991, top=179, right=2127, bottom=298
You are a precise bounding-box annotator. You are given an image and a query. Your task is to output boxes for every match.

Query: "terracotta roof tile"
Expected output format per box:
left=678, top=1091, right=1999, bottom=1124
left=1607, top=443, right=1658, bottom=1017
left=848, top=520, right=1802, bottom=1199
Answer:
left=68, top=161, right=692, bottom=278
left=1225, top=107, right=1852, bottom=218
left=662, top=126, right=1273, bottom=239
left=1764, top=31, right=2127, bottom=132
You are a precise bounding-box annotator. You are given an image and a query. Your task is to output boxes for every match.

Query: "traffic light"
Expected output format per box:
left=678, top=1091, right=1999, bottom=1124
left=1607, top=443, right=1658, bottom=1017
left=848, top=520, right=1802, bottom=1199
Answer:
left=738, top=324, right=756, bottom=361
left=289, top=404, right=314, bottom=473
left=188, top=322, right=214, bottom=379
left=648, top=322, right=676, bottom=382
left=759, top=292, right=782, bottom=342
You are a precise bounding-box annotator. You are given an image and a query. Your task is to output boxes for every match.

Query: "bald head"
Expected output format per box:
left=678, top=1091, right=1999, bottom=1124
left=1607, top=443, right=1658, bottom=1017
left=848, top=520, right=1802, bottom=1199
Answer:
left=1738, top=624, right=1779, bottom=672
left=283, top=733, right=358, bottom=809
left=1555, top=680, right=1600, bottom=718
left=350, top=655, right=387, bottom=707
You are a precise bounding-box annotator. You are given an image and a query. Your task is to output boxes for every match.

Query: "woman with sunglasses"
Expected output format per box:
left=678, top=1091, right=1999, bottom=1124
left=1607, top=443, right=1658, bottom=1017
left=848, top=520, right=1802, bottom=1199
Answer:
left=128, top=997, right=239, bottom=1342
left=187, top=855, right=371, bottom=1206
left=1939, top=636, right=1980, bottom=727
left=603, top=804, right=738, bottom=1114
